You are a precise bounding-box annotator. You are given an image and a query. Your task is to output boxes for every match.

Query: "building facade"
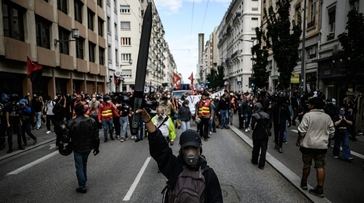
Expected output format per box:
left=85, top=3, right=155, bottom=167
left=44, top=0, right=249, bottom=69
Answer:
left=217, top=0, right=261, bottom=92
left=200, top=29, right=218, bottom=85
left=0, top=0, right=107, bottom=98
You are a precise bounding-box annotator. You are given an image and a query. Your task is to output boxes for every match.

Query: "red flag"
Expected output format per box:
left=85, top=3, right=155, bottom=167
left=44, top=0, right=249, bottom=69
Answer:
left=173, top=73, right=181, bottom=89
left=188, top=72, right=194, bottom=90
left=27, top=57, right=42, bottom=76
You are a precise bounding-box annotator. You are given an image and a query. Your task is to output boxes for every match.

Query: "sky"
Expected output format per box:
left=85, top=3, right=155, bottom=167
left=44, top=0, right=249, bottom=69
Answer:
left=154, top=0, right=231, bottom=82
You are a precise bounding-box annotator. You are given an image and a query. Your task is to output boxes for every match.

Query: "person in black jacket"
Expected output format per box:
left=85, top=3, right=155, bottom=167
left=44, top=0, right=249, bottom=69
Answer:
left=68, top=103, right=100, bottom=194
left=136, top=108, right=223, bottom=203
left=251, top=103, right=271, bottom=169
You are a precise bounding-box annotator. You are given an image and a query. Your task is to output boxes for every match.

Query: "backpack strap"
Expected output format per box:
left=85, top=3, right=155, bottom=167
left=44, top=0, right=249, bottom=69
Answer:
left=157, top=116, right=169, bottom=129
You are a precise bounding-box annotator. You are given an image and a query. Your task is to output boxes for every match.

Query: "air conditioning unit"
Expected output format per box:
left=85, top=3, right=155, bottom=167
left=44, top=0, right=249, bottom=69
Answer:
left=114, top=71, right=122, bottom=77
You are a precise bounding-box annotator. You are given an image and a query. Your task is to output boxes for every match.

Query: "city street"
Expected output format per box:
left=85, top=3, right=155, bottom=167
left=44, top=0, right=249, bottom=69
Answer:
left=0, top=126, right=309, bottom=203
left=232, top=115, right=364, bottom=203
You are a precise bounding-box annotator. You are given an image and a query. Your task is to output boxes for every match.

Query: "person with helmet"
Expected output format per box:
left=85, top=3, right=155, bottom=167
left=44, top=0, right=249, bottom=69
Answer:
left=69, top=103, right=100, bottom=193
left=98, top=95, right=119, bottom=142
left=136, top=108, right=223, bottom=203
left=196, top=92, right=214, bottom=141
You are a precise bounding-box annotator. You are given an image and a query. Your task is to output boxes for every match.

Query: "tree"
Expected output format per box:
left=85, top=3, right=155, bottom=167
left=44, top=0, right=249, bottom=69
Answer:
left=206, top=66, right=225, bottom=90
left=338, top=2, right=364, bottom=83
left=265, top=0, right=302, bottom=89
left=251, top=27, right=269, bottom=89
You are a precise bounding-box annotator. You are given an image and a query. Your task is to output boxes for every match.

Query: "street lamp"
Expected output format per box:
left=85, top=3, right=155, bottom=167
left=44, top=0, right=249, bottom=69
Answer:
left=54, top=29, right=80, bottom=46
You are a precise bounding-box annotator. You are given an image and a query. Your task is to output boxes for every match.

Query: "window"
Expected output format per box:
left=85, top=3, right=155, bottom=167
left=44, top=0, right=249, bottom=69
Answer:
left=252, top=7, right=258, bottom=11
left=113, top=0, right=117, bottom=13
left=121, top=53, right=131, bottom=62
left=295, top=5, right=301, bottom=24
left=58, top=27, right=70, bottom=54
left=36, top=15, right=51, bottom=49
left=328, top=6, right=336, bottom=33
left=107, top=0, right=110, bottom=7
left=97, top=0, right=103, bottom=8
left=121, top=37, right=131, bottom=46
left=114, top=23, right=118, bottom=40
left=120, top=21, right=131, bottom=30
left=120, top=5, right=130, bottom=14
left=76, top=37, right=85, bottom=59
left=98, top=18, right=104, bottom=36
left=251, top=17, right=258, bottom=21
left=2, top=1, right=25, bottom=41
left=141, top=10, right=144, bottom=17
left=306, top=46, right=317, bottom=59
left=74, top=0, right=83, bottom=23
left=99, top=47, right=105, bottom=65
left=108, top=45, right=112, bottom=64
left=89, top=42, right=96, bottom=62
left=88, top=9, right=95, bottom=31
left=57, top=0, right=68, bottom=14
left=115, top=49, right=119, bottom=65
left=107, top=17, right=111, bottom=34
left=308, top=0, right=316, bottom=28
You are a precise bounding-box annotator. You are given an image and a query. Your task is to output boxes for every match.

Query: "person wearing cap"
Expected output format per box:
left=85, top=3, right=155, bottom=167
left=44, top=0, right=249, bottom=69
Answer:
left=136, top=108, right=223, bottom=203
left=297, top=97, right=335, bottom=198
left=98, top=95, right=119, bottom=142
left=196, top=92, right=214, bottom=141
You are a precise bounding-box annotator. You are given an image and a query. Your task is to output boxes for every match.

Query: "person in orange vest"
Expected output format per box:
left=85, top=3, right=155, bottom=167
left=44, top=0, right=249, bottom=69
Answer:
left=98, top=96, right=119, bottom=142
left=196, top=91, right=214, bottom=141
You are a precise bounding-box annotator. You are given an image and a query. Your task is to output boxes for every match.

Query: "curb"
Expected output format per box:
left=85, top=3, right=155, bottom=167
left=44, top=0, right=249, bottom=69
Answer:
left=229, top=125, right=331, bottom=203
left=0, top=138, right=56, bottom=162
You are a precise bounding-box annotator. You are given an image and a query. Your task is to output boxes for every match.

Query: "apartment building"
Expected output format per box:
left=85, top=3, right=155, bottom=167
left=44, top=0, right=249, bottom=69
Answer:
left=0, top=0, right=107, bottom=97
left=217, top=0, right=261, bottom=92
left=200, top=29, right=218, bottom=85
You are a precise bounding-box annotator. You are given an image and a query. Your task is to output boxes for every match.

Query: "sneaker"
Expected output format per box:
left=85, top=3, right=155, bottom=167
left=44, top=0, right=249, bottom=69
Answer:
left=76, top=187, right=87, bottom=194
left=333, top=155, right=339, bottom=159
left=209, top=131, right=212, bottom=135
left=309, top=187, right=324, bottom=198
left=278, top=148, right=283, bottom=153
left=46, top=131, right=51, bottom=134
left=348, top=157, right=354, bottom=161
left=258, top=165, right=264, bottom=170
left=120, top=138, right=125, bottom=142
left=300, top=181, right=308, bottom=190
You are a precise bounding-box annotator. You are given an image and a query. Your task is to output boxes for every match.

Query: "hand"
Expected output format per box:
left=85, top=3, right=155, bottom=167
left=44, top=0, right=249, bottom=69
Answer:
left=170, top=140, right=174, bottom=146
left=93, top=149, right=99, bottom=156
left=7, top=122, right=10, bottom=128
left=135, top=109, right=151, bottom=123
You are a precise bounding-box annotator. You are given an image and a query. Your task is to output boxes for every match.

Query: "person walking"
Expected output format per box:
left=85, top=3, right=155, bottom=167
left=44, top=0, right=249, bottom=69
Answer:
left=45, top=97, right=56, bottom=134
left=137, top=108, right=223, bottom=203
left=19, top=99, right=37, bottom=146
left=251, top=103, right=271, bottom=169
left=98, top=96, right=119, bottom=142
left=5, top=94, right=23, bottom=153
left=151, top=106, right=176, bottom=145
left=197, top=92, right=214, bottom=141
left=33, top=95, right=44, bottom=130
left=69, top=103, right=100, bottom=194
left=119, top=100, right=131, bottom=142
left=297, top=97, right=335, bottom=198
left=333, top=107, right=354, bottom=161
left=178, top=100, right=192, bottom=133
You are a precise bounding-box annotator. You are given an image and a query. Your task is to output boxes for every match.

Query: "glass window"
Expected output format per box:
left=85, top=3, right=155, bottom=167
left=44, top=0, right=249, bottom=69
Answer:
left=99, top=47, right=105, bottom=65
left=74, top=0, right=83, bottom=23
left=121, top=37, right=131, bottom=46
left=57, top=0, right=68, bottom=14
left=36, top=15, right=51, bottom=49
left=2, top=1, right=25, bottom=41
left=328, top=6, right=336, bottom=33
left=97, top=0, right=103, bottom=8
left=107, top=17, right=111, bottom=34
left=115, top=49, right=119, bottom=65
left=58, top=27, right=70, bottom=54
left=98, top=17, right=104, bottom=36
left=121, top=53, right=131, bottom=62
left=88, top=9, right=95, bottom=31
left=120, top=5, right=130, bottom=14
left=76, top=37, right=85, bottom=59
left=89, top=42, right=96, bottom=62
left=120, top=21, right=131, bottom=30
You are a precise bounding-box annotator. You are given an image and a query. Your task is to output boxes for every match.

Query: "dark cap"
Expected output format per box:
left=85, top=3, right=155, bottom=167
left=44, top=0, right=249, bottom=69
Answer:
left=179, top=130, right=202, bottom=148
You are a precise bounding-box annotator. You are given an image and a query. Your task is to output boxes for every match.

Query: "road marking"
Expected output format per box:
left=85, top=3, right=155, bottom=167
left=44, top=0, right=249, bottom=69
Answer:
left=49, top=144, right=56, bottom=150
left=351, top=151, right=364, bottom=160
left=230, top=126, right=331, bottom=203
left=6, top=151, right=58, bottom=176
left=123, top=156, right=151, bottom=201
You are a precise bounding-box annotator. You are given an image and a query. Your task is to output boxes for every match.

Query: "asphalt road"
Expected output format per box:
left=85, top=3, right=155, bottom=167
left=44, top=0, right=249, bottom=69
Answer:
left=232, top=114, right=364, bottom=203
left=0, top=125, right=309, bottom=203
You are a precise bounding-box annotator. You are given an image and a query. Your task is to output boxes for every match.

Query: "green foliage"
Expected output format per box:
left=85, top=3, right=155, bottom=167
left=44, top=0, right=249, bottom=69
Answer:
left=265, top=0, right=302, bottom=89
left=251, top=27, right=269, bottom=89
left=338, top=4, right=364, bottom=81
left=206, top=66, right=225, bottom=90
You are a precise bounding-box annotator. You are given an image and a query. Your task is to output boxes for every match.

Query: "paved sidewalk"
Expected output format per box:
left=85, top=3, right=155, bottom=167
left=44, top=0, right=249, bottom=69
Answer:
left=0, top=125, right=56, bottom=161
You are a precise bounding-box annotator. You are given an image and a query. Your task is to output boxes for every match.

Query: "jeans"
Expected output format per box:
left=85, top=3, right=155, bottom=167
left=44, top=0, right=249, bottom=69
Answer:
left=209, top=118, right=216, bottom=132
left=137, top=121, right=144, bottom=140
left=74, top=151, right=91, bottom=188
left=35, top=112, right=42, bottom=129
left=199, top=118, right=210, bottom=139
left=333, top=129, right=351, bottom=159
left=181, top=121, right=191, bottom=133
left=245, top=113, right=252, bottom=130
left=220, top=110, right=229, bottom=128
left=119, top=116, right=129, bottom=138
left=102, top=119, right=114, bottom=141
left=46, top=115, right=54, bottom=131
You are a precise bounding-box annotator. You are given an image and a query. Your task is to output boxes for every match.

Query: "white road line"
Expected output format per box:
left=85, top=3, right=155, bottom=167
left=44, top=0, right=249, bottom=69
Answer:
left=7, top=151, right=58, bottom=176
left=351, top=151, right=364, bottom=160
left=123, top=156, right=151, bottom=201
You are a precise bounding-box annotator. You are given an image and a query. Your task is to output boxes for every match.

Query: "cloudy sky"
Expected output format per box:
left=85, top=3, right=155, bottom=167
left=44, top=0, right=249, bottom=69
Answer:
left=154, top=0, right=231, bottom=82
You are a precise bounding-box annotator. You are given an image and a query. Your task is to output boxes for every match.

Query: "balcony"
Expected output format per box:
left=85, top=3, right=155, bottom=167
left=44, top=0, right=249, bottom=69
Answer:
left=37, top=47, right=56, bottom=67
left=60, top=53, right=75, bottom=70
left=3, top=37, right=30, bottom=62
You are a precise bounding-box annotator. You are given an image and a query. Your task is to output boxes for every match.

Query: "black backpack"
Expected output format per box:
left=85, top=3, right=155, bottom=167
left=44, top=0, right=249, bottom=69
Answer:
left=162, top=166, right=209, bottom=203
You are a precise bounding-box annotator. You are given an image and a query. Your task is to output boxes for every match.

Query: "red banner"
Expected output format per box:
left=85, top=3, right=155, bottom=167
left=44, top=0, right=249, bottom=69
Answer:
left=173, top=73, right=181, bottom=89
left=27, top=57, right=42, bottom=76
left=188, top=72, right=194, bottom=90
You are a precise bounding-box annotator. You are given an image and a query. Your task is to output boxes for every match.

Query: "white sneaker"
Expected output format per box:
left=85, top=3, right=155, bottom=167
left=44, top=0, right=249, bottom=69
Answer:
left=46, top=131, right=51, bottom=134
left=209, top=131, right=212, bottom=135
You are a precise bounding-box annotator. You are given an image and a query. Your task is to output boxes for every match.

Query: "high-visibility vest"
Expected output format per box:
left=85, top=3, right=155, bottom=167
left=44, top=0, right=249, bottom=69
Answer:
left=198, top=99, right=211, bottom=117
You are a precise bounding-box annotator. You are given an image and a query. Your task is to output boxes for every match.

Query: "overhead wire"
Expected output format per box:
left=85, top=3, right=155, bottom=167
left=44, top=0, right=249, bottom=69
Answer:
left=190, top=0, right=195, bottom=34
left=201, top=0, right=210, bottom=31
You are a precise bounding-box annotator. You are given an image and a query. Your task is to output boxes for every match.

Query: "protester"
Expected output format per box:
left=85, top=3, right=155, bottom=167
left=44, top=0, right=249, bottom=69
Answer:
left=68, top=103, right=100, bottom=194
left=45, top=96, right=56, bottom=134
left=178, top=100, right=192, bottom=133
left=137, top=108, right=223, bottom=203
left=333, top=107, right=354, bottom=161
left=297, top=97, right=335, bottom=198
left=5, top=94, right=23, bottom=153
left=151, top=106, right=176, bottom=145
left=19, top=99, right=37, bottom=146
left=197, top=92, right=214, bottom=141
left=98, top=96, right=119, bottom=142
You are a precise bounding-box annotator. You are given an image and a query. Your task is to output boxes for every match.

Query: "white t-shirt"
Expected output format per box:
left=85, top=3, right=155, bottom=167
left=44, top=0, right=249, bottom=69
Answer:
left=46, top=101, right=55, bottom=115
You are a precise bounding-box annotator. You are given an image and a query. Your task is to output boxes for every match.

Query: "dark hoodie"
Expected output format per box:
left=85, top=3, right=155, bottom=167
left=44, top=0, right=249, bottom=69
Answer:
left=148, top=129, right=223, bottom=203
left=251, top=103, right=272, bottom=140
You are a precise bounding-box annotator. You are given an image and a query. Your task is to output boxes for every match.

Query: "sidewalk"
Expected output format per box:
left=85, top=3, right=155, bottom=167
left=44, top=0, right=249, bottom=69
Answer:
left=0, top=125, right=56, bottom=161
